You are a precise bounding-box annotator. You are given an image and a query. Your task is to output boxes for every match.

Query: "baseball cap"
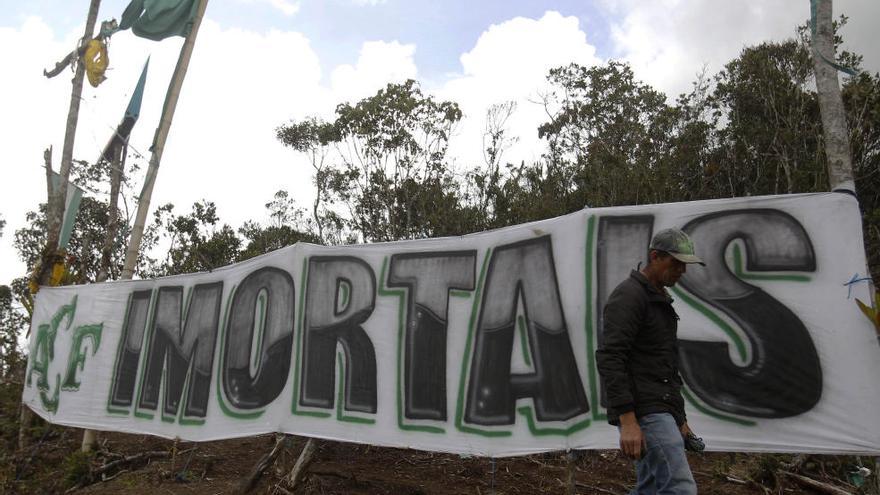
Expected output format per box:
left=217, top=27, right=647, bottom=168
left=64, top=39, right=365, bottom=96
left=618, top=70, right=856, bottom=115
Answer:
left=650, top=228, right=705, bottom=266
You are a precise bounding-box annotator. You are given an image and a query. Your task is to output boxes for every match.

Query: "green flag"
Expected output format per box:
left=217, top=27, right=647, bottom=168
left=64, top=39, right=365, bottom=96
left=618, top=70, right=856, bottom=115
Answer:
left=102, top=58, right=149, bottom=163
left=119, top=0, right=199, bottom=41
left=50, top=172, right=85, bottom=250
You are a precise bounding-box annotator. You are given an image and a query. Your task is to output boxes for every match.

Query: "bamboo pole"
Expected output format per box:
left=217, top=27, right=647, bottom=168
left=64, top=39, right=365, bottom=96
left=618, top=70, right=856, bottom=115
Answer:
left=120, top=0, right=210, bottom=279
left=80, top=0, right=209, bottom=452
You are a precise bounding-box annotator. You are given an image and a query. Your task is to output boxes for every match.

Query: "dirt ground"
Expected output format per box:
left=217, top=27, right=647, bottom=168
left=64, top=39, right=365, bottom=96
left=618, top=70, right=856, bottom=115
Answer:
left=7, top=425, right=871, bottom=495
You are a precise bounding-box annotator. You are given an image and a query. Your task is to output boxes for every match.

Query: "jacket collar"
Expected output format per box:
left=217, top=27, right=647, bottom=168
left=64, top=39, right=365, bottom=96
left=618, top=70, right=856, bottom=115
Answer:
left=629, top=270, right=673, bottom=303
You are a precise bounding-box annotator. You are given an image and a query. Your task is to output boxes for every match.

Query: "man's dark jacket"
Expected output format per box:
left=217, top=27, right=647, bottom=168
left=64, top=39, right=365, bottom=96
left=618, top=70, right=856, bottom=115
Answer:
left=596, top=270, right=687, bottom=426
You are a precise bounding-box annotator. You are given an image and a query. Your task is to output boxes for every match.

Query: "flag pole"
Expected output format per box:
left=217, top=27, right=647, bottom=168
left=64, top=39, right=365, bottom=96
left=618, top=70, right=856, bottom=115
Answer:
left=120, top=0, right=210, bottom=280
left=81, top=0, right=210, bottom=452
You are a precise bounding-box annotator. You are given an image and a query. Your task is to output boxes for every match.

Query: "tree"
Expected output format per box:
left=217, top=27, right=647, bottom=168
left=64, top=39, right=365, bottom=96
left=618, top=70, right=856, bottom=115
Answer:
left=141, top=200, right=241, bottom=277
left=14, top=197, right=131, bottom=285
left=0, top=285, right=27, bottom=381
left=275, top=118, right=339, bottom=241
left=278, top=80, right=466, bottom=243
left=1, top=218, right=27, bottom=384
left=536, top=61, right=685, bottom=209
left=238, top=190, right=322, bottom=261
left=707, top=40, right=825, bottom=196
left=842, top=71, right=880, bottom=277
left=460, top=102, right=519, bottom=231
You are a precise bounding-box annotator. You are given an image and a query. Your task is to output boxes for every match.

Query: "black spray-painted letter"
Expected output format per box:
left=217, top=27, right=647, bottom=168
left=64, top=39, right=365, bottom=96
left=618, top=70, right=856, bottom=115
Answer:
left=223, top=268, right=295, bottom=410
left=678, top=210, right=821, bottom=417
left=138, top=283, right=223, bottom=418
left=466, top=237, right=589, bottom=426
left=388, top=251, right=476, bottom=421
left=109, top=290, right=153, bottom=411
left=300, top=257, right=377, bottom=413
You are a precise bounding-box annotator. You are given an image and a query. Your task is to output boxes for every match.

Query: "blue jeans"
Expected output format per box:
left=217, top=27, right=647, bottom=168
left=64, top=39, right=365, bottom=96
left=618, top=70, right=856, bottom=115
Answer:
left=628, top=413, right=697, bottom=494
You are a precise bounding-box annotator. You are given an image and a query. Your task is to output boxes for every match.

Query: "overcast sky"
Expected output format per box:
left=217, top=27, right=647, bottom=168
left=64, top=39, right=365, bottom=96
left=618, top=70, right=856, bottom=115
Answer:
left=1, top=0, right=877, bottom=286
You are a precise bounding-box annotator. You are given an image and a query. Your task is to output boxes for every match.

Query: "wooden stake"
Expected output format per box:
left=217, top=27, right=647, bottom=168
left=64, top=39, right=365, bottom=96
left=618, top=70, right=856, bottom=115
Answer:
left=566, top=450, right=577, bottom=494
left=236, top=434, right=286, bottom=494
left=286, top=438, right=317, bottom=489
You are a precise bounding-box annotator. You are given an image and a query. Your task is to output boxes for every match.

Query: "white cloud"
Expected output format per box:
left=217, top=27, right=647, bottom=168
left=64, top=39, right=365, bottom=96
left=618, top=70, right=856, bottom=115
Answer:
left=330, top=40, right=417, bottom=102
left=0, top=17, right=80, bottom=283
left=0, top=11, right=603, bottom=284
left=438, top=11, right=601, bottom=170
left=353, top=0, right=388, bottom=5
left=269, top=0, right=300, bottom=16
left=603, top=0, right=880, bottom=100
left=10, top=3, right=875, bottom=286
left=0, top=19, right=327, bottom=284
left=241, top=0, right=301, bottom=16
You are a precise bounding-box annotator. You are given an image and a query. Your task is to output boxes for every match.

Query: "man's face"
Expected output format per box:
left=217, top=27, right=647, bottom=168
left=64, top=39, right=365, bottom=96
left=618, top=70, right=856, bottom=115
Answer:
left=654, top=252, right=687, bottom=287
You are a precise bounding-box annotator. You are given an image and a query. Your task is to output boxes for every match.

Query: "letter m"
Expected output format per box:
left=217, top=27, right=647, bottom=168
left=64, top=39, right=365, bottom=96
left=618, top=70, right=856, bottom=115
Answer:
left=116, top=284, right=223, bottom=421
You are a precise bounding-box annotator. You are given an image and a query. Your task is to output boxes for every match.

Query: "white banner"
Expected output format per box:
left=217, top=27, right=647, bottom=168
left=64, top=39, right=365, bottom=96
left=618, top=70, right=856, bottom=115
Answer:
left=23, top=193, right=880, bottom=457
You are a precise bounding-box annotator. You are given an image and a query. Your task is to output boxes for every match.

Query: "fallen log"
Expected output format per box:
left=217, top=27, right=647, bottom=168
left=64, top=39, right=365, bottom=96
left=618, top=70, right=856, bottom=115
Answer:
left=64, top=450, right=184, bottom=493
left=782, top=471, right=854, bottom=495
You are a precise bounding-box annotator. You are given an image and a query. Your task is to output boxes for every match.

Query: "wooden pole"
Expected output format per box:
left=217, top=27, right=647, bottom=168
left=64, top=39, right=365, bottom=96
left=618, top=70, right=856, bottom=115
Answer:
left=120, top=0, right=210, bottom=279
left=286, top=438, right=316, bottom=489
left=811, top=0, right=856, bottom=194
left=80, top=142, right=124, bottom=452
left=80, top=0, right=209, bottom=452
left=49, top=0, right=102, bottom=251
left=811, top=1, right=879, bottom=483
left=96, top=144, right=123, bottom=284
left=566, top=450, right=577, bottom=494
left=19, top=0, right=102, bottom=452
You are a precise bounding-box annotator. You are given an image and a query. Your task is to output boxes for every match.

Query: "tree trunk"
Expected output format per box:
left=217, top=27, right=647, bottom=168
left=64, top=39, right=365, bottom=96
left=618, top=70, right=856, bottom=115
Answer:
left=82, top=142, right=124, bottom=452
left=48, top=0, right=102, bottom=249
left=20, top=0, right=102, bottom=451
left=120, top=0, right=210, bottom=280
left=96, top=143, right=124, bottom=284
left=811, top=0, right=856, bottom=193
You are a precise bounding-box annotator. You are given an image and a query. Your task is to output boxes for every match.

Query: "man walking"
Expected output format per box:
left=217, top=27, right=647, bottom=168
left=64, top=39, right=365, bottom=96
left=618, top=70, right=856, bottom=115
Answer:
left=596, top=228, right=705, bottom=494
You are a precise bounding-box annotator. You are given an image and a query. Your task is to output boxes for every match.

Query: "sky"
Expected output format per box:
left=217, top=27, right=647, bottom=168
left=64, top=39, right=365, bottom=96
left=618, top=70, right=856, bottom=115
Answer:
left=1, top=0, right=878, bottom=287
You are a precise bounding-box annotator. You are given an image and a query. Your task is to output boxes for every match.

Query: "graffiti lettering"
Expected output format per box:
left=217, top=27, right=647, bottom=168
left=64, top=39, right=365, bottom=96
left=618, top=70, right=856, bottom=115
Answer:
left=61, top=323, right=103, bottom=391
left=138, top=284, right=223, bottom=419
left=223, top=268, right=295, bottom=410
left=465, top=237, right=589, bottom=426
left=109, top=290, right=153, bottom=411
left=26, top=297, right=77, bottom=413
left=595, top=215, right=654, bottom=408
left=678, top=210, right=821, bottom=417
left=388, top=251, right=476, bottom=421
left=300, top=257, right=377, bottom=413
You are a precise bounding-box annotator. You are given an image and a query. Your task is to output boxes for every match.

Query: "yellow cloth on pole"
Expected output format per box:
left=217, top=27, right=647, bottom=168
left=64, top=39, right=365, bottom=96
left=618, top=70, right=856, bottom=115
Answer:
left=84, top=39, right=108, bottom=87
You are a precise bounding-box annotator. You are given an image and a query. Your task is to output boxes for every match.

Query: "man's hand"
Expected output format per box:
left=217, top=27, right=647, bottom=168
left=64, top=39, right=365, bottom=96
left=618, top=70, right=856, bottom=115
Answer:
left=680, top=422, right=705, bottom=452
left=679, top=422, right=692, bottom=437
left=619, top=412, right=645, bottom=460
